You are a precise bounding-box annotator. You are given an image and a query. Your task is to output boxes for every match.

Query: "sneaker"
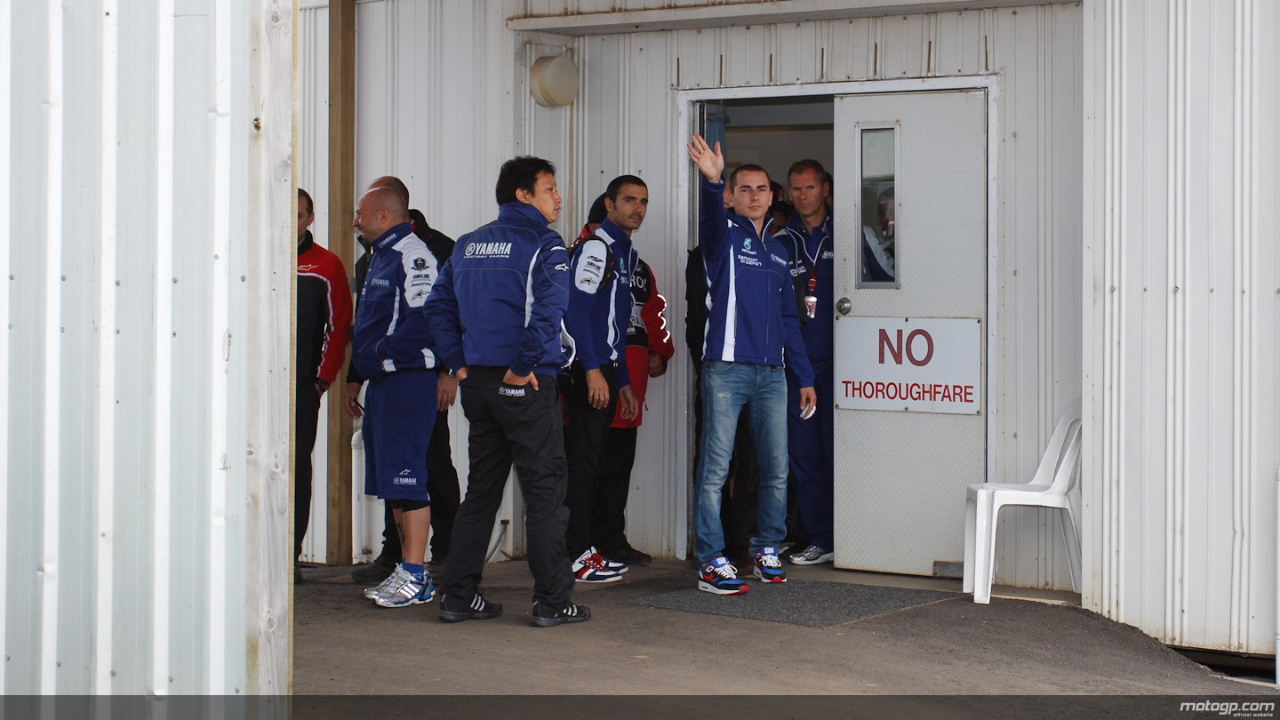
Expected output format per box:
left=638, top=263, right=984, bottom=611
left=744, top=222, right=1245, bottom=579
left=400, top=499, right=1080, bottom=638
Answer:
left=753, top=547, right=788, bottom=583
left=598, top=548, right=629, bottom=574
left=373, top=568, right=436, bottom=608
left=530, top=600, right=591, bottom=628
left=363, top=564, right=409, bottom=600
left=571, top=548, right=625, bottom=583
left=352, top=555, right=398, bottom=585
left=789, top=544, right=834, bottom=566
left=439, top=592, right=504, bottom=622
left=609, top=546, right=652, bottom=566
left=698, top=557, right=749, bottom=595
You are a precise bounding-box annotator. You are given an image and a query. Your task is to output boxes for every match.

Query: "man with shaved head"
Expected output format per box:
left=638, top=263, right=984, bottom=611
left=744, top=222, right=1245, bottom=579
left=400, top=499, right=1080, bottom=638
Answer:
left=346, top=176, right=461, bottom=588
left=349, top=184, right=442, bottom=608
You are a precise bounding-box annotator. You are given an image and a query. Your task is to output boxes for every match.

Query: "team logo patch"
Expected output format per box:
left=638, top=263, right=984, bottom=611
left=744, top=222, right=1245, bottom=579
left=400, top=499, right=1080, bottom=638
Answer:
left=412, top=257, right=427, bottom=271
left=498, top=385, right=527, bottom=398
left=742, top=237, right=753, bottom=253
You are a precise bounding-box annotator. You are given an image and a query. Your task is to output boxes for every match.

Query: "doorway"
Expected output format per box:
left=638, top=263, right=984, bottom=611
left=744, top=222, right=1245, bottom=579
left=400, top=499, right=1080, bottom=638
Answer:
left=681, top=79, right=995, bottom=576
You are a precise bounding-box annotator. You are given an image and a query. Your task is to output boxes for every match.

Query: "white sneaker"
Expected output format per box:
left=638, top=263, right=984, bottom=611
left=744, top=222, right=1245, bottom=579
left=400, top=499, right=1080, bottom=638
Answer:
left=365, top=565, right=410, bottom=601
left=789, top=544, right=834, bottom=566
left=571, top=548, right=625, bottom=583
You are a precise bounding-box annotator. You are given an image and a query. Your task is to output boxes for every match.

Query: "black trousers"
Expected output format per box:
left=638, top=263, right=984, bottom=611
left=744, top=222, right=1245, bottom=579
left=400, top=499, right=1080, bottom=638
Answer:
left=295, top=380, right=323, bottom=561
left=562, top=362, right=619, bottom=558
left=378, top=407, right=460, bottom=561
left=441, top=367, right=574, bottom=606
left=594, top=427, right=637, bottom=554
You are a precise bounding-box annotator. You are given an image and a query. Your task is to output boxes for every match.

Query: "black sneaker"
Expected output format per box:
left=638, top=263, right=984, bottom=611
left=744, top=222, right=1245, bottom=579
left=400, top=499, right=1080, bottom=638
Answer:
left=439, top=592, right=504, bottom=623
left=351, top=554, right=398, bottom=584
left=613, top=546, right=652, bottom=566
left=530, top=600, right=591, bottom=628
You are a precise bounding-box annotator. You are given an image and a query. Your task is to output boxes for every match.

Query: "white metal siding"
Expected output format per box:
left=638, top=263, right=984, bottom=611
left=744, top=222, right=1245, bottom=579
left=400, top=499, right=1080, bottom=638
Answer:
left=3, top=0, right=292, bottom=694
left=1083, top=0, right=1280, bottom=653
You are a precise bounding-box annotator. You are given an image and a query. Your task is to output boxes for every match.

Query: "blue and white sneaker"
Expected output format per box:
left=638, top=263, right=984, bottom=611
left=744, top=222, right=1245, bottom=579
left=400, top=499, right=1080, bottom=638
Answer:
left=753, top=547, right=788, bottom=583
left=698, top=557, right=749, bottom=595
left=364, top=564, right=408, bottom=600
left=373, top=567, right=436, bottom=608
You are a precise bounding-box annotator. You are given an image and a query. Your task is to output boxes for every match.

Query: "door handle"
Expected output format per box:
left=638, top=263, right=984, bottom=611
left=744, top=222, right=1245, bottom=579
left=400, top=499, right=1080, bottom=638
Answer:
left=836, top=297, right=852, bottom=316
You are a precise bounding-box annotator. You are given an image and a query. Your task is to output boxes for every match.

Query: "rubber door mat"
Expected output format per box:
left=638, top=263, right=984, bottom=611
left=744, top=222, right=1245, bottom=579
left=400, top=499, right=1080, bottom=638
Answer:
left=631, top=580, right=958, bottom=627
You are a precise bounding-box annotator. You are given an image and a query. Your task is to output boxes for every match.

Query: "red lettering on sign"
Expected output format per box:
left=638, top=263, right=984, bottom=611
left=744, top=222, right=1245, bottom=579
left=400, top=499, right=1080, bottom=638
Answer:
left=841, top=380, right=977, bottom=405
left=878, top=329, right=903, bottom=365
left=906, top=329, right=934, bottom=366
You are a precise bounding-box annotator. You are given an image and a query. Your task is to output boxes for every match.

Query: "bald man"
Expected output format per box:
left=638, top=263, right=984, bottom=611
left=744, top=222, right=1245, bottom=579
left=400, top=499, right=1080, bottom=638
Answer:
left=349, top=186, right=441, bottom=608
left=346, top=176, right=461, bottom=587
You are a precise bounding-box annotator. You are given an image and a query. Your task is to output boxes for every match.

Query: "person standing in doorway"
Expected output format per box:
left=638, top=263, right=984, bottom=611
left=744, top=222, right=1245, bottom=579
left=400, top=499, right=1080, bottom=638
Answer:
left=295, top=188, right=353, bottom=582
left=349, top=186, right=440, bottom=608
left=685, top=134, right=816, bottom=595
left=777, top=159, right=836, bottom=566
left=427, top=156, right=589, bottom=627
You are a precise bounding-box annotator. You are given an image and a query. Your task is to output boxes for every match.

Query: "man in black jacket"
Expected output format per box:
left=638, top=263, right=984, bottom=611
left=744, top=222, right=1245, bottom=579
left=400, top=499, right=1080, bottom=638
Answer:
left=346, top=176, right=461, bottom=585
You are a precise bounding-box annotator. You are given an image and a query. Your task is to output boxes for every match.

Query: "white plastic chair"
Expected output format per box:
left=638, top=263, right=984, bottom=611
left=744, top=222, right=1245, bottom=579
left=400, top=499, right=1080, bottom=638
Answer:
left=964, top=400, right=1082, bottom=604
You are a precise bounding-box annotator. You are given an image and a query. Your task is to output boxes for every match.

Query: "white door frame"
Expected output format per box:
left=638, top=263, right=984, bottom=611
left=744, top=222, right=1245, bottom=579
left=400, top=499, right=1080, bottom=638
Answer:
left=674, top=76, right=1001, bottom=557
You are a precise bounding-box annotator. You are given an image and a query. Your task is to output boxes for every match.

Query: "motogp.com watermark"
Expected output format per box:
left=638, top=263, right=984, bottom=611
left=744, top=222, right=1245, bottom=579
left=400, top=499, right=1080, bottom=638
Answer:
left=1180, top=701, right=1276, bottom=718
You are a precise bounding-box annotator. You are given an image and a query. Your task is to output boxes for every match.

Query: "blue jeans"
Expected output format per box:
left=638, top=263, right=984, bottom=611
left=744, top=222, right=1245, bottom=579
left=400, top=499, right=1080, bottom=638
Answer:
left=694, top=360, right=789, bottom=566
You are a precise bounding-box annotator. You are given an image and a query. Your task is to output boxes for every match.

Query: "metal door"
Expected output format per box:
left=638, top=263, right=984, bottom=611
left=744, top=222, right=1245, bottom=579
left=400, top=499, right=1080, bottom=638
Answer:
left=831, top=90, right=987, bottom=575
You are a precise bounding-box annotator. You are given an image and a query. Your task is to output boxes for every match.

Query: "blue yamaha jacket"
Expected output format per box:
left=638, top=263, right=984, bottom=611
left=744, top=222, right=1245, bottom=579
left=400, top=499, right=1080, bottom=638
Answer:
left=564, top=218, right=632, bottom=388
left=776, top=210, right=834, bottom=369
left=350, top=222, right=439, bottom=380
left=699, top=179, right=814, bottom=387
left=426, top=202, right=571, bottom=377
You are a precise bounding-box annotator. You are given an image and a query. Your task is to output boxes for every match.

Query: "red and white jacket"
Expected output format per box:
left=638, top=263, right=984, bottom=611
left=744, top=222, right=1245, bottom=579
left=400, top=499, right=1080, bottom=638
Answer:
left=611, top=249, right=674, bottom=429
left=297, top=232, right=353, bottom=384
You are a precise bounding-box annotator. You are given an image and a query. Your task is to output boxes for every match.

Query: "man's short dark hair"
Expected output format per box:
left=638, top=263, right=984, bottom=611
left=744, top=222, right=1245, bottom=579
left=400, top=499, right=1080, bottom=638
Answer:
left=298, top=188, right=314, bottom=215
left=787, top=159, right=828, bottom=183
left=495, top=156, right=556, bottom=205
left=728, top=163, right=770, bottom=189
left=604, top=174, right=646, bottom=202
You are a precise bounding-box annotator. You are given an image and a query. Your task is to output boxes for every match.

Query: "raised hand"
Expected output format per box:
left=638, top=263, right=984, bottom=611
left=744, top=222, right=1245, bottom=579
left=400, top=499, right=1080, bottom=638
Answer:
left=686, top=134, right=725, bottom=183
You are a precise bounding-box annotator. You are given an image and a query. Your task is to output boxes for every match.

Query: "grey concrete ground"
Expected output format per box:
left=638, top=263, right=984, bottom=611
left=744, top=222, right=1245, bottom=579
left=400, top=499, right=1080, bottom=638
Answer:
left=294, top=559, right=1275, bottom=698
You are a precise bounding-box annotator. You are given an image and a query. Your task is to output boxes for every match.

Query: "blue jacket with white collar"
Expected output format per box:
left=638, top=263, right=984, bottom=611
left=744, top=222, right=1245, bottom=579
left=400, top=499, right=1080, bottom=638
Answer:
left=426, top=201, right=571, bottom=377
left=775, top=210, right=835, bottom=368
left=699, top=178, right=814, bottom=387
left=564, top=218, right=632, bottom=388
left=350, top=221, right=439, bottom=380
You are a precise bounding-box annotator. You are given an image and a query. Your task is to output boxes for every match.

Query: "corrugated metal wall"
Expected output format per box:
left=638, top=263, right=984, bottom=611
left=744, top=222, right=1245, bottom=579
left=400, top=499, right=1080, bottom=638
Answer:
left=1083, top=0, right=1280, bottom=653
left=2, top=0, right=293, bottom=693
left=297, top=0, right=1085, bottom=579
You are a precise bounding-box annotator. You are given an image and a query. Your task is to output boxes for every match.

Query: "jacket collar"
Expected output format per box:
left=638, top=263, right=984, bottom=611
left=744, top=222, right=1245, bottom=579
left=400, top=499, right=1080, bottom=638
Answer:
left=371, top=221, right=415, bottom=252
left=786, top=207, right=832, bottom=239
left=595, top=218, right=631, bottom=247
left=497, top=201, right=551, bottom=228
left=727, top=212, right=773, bottom=243
left=297, top=230, right=314, bottom=256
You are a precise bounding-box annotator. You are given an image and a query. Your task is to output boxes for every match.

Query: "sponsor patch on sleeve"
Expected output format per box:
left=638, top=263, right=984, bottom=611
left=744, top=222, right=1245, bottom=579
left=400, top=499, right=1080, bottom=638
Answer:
left=573, top=240, right=608, bottom=294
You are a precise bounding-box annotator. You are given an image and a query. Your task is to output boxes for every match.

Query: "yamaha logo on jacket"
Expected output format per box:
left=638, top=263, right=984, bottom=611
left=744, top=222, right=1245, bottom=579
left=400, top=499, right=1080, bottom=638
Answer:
left=351, top=222, right=438, bottom=380
left=425, top=201, right=571, bottom=378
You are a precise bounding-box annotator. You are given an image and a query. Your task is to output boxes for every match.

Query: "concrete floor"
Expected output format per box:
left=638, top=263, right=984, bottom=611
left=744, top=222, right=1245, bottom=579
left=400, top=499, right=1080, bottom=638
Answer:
left=293, top=559, right=1275, bottom=698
